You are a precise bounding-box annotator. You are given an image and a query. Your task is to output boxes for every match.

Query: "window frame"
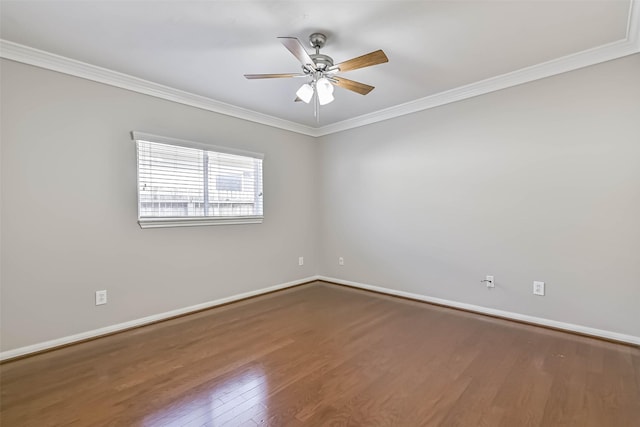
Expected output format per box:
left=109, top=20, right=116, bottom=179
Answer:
left=132, top=131, right=264, bottom=229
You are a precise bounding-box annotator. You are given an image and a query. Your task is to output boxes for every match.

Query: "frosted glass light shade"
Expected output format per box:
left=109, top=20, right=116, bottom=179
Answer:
left=316, top=78, right=334, bottom=105
left=296, top=83, right=314, bottom=103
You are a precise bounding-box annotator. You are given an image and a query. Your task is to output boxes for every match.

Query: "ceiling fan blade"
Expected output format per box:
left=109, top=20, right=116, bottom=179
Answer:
left=332, top=49, right=388, bottom=72
left=332, top=76, right=375, bottom=95
left=278, top=37, right=316, bottom=70
left=244, top=73, right=306, bottom=79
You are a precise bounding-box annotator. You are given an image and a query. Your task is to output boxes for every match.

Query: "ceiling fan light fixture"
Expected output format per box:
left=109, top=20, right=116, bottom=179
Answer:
left=316, top=77, right=335, bottom=105
left=296, top=83, right=314, bottom=103
left=246, top=34, right=388, bottom=118
left=317, top=77, right=334, bottom=94
left=318, top=91, right=334, bottom=106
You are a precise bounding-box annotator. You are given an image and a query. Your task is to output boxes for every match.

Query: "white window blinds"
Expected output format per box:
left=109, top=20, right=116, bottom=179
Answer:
left=132, top=132, right=263, bottom=228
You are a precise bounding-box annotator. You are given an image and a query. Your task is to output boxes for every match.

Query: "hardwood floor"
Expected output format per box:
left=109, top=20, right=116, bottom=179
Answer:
left=1, top=282, right=639, bottom=426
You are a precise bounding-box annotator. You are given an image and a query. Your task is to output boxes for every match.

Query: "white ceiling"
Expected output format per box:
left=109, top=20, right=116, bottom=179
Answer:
left=0, top=0, right=636, bottom=131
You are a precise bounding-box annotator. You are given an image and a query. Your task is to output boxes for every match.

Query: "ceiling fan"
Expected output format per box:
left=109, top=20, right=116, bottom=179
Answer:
left=244, top=33, right=388, bottom=121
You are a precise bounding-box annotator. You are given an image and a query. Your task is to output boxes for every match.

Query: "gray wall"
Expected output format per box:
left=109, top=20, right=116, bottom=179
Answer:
left=319, top=54, right=640, bottom=337
left=1, top=59, right=319, bottom=351
left=2, top=53, right=639, bottom=353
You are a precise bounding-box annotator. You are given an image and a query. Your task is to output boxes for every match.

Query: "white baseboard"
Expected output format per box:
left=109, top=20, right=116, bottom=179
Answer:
left=318, top=276, right=640, bottom=346
left=0, top=275, right=321, bottom=362
left=3, top=274, right=636, bottom=361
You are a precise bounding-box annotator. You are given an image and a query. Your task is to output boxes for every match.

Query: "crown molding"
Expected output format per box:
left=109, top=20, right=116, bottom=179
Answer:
left=1, top=0, right=638, bottom=138
left=628, top=0, right=640, bottom=48
left=0, top=40, right=318, bottom=137
left=315, top=39, right=639, bottom=137
left=316, top=0, right=640, bottom=136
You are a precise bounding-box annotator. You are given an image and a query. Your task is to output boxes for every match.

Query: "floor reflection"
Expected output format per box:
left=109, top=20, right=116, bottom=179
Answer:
left=142, top=365, right=268, bottom=426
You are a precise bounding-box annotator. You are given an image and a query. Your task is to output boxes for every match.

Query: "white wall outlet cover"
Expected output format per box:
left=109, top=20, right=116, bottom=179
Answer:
left=95, top=290, right=107, bottom=305
left=533, top=281, right=545, bottom=296
left=338, top=257, right=344, bottom=265
left=298, top=256, right=304, bottom=266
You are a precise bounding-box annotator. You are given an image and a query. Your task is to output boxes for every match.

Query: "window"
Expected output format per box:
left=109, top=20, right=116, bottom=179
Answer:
left=132, top=132, right=263, bottom=228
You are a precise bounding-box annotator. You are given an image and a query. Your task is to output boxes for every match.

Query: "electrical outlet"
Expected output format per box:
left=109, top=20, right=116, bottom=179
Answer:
left=485, top=275, right=495, bottom=288
left=298, top=256, right=304, bottom=266
left=95, top=290, right=107, bottom=306
left=533, top=281, right=545, bottom=296
left=338, top=257, right=344, bottom=266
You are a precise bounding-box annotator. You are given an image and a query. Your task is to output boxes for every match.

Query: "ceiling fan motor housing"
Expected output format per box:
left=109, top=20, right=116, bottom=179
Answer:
left=308, top=54, right=334, bottom=71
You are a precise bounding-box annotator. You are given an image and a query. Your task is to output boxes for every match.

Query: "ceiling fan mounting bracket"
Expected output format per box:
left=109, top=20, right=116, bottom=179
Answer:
left=309, top=33, right=327, bottom=49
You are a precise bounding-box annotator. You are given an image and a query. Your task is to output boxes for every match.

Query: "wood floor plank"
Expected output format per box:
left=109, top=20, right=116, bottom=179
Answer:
left=1, top=282, right=638, bottom=426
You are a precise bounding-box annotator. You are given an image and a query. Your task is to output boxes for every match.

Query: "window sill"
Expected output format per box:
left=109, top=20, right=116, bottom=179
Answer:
left=138, top=216, right=263, bottom=229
